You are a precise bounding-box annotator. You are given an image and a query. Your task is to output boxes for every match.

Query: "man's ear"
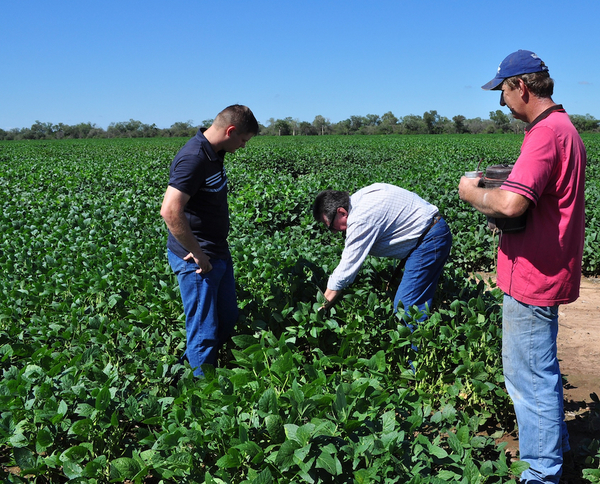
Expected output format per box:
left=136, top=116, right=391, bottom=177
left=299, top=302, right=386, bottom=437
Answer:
left=518, top=79, right=529, bottom=101
left=225, top=125, right=237, bottom=137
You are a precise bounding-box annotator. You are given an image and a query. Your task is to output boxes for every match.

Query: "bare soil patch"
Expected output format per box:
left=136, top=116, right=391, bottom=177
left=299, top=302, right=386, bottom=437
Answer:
left=559, top=277, right=600, bottom=451
left=490, top=276, right=600, bottom=480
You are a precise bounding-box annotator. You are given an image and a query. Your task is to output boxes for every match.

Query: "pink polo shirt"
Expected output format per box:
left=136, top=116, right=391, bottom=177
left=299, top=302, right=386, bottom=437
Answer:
left=496, top=106, right=587, bottom=306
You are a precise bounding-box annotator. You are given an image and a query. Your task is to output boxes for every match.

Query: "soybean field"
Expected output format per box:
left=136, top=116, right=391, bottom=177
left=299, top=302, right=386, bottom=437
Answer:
left=1, top=134, right=599, bottom=483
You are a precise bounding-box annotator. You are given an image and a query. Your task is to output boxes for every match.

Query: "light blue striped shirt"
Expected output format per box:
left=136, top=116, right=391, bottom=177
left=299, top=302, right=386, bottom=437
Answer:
left=327, top=183, right=439, bottom=290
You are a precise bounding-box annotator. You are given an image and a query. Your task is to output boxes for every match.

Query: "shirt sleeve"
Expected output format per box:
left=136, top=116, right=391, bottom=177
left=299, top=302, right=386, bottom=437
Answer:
left=327, top=219, right=383, bottom=290
left=501, top=126, right=559, bottom=206
left=169, top=153, right=206, bottom=197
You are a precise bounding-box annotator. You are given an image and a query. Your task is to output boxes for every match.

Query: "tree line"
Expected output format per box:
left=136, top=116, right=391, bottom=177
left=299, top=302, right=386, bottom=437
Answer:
left=2, top=111, right=599, bottom=141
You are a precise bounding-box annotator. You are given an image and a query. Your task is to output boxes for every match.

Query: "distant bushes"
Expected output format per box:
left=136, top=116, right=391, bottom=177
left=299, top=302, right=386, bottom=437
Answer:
left=1, top=111, right=598, bottom=140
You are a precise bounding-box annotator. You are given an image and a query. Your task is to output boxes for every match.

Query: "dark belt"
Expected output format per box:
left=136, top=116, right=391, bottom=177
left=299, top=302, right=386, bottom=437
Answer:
left=386, top=213, right=442, bottom=290
left=415, top=213, right=441, bottom=248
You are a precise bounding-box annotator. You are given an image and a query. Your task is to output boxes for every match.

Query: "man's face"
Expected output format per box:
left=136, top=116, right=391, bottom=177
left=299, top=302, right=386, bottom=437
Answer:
left=323, top=207, right=348, bottom=232
left=224, top=126, right=253, bottom=153
left=500, top=81, right=526, bottom=121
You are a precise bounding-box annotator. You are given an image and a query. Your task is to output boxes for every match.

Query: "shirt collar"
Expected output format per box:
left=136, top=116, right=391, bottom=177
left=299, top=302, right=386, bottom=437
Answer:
left=525, top=104, right=565, bottom=132
left=195, top=128, right=223, bottom=163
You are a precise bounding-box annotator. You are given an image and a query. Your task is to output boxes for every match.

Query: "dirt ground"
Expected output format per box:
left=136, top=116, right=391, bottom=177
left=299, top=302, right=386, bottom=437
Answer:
left=496, top=276, right=600, bottom=477
left=559, top=277, right=600, bottom=440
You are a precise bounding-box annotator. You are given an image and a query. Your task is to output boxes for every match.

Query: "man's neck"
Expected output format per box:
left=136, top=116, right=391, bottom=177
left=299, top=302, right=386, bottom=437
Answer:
left=526, top=97, right=557, bottom=124
left=203, top=125, right=226, bottom=152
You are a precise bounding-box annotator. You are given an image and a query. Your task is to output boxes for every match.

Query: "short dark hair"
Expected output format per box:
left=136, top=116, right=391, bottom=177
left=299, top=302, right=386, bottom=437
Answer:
left=504, top=70, right=554, bottom=99
left=313, top=190, right=350, bottom=224
left=214, top=104, right=259, bottom=135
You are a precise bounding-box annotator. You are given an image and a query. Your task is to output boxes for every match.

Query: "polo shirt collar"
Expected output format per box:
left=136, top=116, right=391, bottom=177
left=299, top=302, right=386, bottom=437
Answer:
left=525, top=104, right=565, bottom=132
left=195, top=128, right=223, bottom=163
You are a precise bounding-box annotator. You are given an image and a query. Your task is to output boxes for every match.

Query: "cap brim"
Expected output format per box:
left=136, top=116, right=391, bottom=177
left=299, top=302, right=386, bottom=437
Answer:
left=481, top=77, right=504, bottom=91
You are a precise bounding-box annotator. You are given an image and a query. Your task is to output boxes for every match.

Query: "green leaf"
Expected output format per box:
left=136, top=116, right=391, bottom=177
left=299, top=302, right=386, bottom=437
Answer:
left=428, top=443, right=448, bottom=459
left=456, top=425, right=470, bottom=444
left=36, top=427, right=54, bottom=453
left=582, top=469, right=600, bottom=482
left=258, top=388, right=278, bottom=415
left=218, top=375, right=234, bottom=395
left=109, top=457, right=142, bottom=479
left=61, top=445, right=88, bottom=463
left=463, top=454, right=480, bottom=483
left=446, top=430, right=463, bottom=456
left=69, top=418, right=93, bottom=437
left=14, top=447, right=37, bottom=471
left=510, top=460, right=530, bottom=476
left=271, top=352, right=294, bottom=379
left=316, top=444, right=342, bottom=475
left=216, top=448, right=241, bottom=469
left=265, top=414, right=284, bottom=442
left=253, top=467, right=274, bottom=484
left=367, top=350, right=387, bottom=371
left=334, top=384, right=347, bottom=416
left=62, top=460, right=84, bottom=479
left=95, top=385, right=111, bottom=411
left=291, top=378, right=305, bottom=404
left=275, top=439, right=299, bottom=470
left=381, top=410, right=397, bottom=434
left=296, top=423, right=316, bottom=446
left=22, top=364, right=45, bottom=383
left=232, top=334, right=259, bottom=349
left=9, top=432, right=29, bottom=448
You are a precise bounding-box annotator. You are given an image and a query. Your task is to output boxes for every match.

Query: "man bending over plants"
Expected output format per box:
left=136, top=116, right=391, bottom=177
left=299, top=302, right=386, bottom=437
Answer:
left=160, top=105, right=259, bottom=377
left=312, top=183, right=452, bottom=326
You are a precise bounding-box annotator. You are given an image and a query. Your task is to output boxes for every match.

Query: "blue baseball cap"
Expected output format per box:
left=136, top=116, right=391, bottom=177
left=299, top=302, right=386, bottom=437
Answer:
left=482, top=50, right=549, bottom=90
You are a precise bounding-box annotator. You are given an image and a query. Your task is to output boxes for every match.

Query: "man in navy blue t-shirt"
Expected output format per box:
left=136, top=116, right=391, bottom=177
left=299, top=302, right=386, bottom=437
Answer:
left=161, top=104, right=259, bottom=376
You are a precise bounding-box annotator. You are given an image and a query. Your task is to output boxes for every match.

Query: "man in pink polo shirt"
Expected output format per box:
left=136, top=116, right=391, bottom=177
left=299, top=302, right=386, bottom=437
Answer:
left=458, top=50, right=586, bottom=484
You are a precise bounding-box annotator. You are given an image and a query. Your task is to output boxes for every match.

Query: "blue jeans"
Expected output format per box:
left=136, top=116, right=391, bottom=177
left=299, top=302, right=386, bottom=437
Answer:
left=394, top=217, right=452, bottom=322
left=168, top=249, right=238, bottom=377
left=502, top=295, right=569, bottom=484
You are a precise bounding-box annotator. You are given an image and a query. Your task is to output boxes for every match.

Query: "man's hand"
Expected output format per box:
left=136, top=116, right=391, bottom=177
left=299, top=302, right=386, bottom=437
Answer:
left=161, top=186, right=213, bottom=271
left=319, top=288, right=341, bottom=311
left=184, top=251, right=212, bottom=274
left=457, top=175, right=481, bottom=203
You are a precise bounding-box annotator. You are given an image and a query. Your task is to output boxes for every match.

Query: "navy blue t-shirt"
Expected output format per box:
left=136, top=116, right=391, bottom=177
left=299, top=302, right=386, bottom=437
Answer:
left=166, top=129, right=231, bottom=260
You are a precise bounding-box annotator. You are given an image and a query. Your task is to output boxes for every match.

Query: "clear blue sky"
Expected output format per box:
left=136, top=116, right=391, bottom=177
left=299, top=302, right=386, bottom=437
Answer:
left=2, top=0, right=599, bottom=130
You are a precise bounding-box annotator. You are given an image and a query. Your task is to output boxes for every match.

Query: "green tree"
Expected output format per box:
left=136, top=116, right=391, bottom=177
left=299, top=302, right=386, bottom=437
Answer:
left=333, top=119, right=352, bottom=135
left=312, top=115, right=331, bottom=135
left=380, top=111, right=398, bottom=133
left=569, top=114, right=599, bottom=132
left=348, top=115, right=365, bottom=133
left=423, top=110, right=442, bottom=134
left=489, top=110, right=511, bottom=133
left=365, top=114, right=381, bottom=126
left=453, top=115, right=468, bottom=134
left=273, top=118, right=292, bottom=136
left=464, top=117, right=493, bottom=134
left=30, top=120, right=54, bottom=139
left=167, top=121, right=196, bottom=137
left=298, top=121, right=317, bottom=135
left=401, top=114, right=426, bottom=134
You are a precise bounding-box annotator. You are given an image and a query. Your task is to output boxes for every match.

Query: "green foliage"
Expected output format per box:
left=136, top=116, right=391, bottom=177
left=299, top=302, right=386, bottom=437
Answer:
left=1, top=134, right=599, bottom=482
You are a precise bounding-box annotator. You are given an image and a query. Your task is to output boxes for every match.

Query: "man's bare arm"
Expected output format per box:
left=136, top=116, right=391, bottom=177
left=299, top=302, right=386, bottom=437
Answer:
left=458, top=176, right=530, bottom=218
left=160, top=186, right=212, bottom=273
